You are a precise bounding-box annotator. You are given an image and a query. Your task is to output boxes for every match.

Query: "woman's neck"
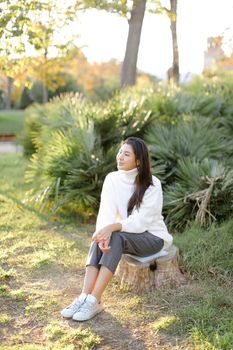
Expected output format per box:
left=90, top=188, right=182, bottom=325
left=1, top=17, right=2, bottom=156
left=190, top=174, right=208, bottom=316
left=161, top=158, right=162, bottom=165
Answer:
left=118, top=168, right=138, bottom=184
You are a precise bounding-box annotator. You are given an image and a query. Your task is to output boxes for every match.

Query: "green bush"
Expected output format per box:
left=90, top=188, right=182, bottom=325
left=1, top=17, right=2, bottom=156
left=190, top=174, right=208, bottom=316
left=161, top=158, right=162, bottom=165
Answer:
left=146, top=118, right=227, bottom=182
left=163, top=158, right=233, bottom=230
left=145, top=117, right=233, bottom=229
left=21, top=93, right=92, bottom=156
left=184, top=75, right=233, bottom=118
left=23, top=89, right=160, bottom=218
left=25, top=120, right=115, bottom=219
left=94, top=87, right=156, bottom=150
left=22, top=78, right=233, bottom=225
left=22, top=87, right=157, bottom=157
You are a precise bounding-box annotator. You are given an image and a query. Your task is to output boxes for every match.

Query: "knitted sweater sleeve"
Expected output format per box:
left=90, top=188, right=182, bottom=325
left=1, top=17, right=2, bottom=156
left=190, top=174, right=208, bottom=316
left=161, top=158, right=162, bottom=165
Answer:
left=95, top=174, right=117, bottom=231
left=119, top=181, right=163, bottom=233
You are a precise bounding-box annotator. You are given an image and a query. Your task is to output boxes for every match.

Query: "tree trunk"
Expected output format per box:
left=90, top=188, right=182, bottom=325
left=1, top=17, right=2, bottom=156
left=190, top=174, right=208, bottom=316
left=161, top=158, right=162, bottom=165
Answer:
left=121, top=0, right=146, bottom=87
left=42, top=83, right=48, bottom=104
left=115, top=245, right=187, bottom=293
left=169, top=0, right=179, bottom=84
left=42, top=49, right=48, bottom=103
left=5, top=76, right=13, bottom=109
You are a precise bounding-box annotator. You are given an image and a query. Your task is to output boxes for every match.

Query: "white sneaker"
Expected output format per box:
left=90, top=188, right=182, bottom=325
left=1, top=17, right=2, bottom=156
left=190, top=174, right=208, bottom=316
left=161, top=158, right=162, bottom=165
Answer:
left=61, top=293, right=87, bottom=318
left=72, top=294, right=104, bottom=321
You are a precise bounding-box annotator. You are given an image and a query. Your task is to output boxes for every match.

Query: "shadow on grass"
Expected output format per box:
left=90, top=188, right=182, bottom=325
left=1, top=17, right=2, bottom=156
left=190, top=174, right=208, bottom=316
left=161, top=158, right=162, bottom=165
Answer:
left=0, top=190, right=51, bottom=223
left=66, top=310, right=147, bottom=350
left=151, top=283, right=233, bottom=350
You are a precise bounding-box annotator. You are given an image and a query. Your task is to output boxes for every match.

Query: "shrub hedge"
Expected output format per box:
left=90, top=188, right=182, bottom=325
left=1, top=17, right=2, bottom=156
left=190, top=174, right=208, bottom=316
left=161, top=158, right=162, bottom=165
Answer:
left=22, top=77, right=233, bottom=229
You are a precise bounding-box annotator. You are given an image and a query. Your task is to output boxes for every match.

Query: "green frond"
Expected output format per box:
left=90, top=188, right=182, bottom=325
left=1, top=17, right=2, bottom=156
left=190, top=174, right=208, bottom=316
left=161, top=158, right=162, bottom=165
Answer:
left=164, top=158, right=233, bottom=230
left=146, top=118, right=228, bottom=186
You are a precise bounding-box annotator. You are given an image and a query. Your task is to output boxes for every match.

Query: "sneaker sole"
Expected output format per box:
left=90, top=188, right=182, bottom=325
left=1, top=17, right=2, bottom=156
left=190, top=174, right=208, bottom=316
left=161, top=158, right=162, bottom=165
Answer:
left=61, top=309, right=82, bottom=318
left=61, top=314, right=74, bottom=319
left=61, top=300, right=86, bottom=319
left=72, top=306, right=104, bottom=321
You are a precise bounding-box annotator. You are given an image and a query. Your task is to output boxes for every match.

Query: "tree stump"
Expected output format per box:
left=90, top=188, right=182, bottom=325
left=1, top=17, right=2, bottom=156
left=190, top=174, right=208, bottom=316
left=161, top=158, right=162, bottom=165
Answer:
left=115, top=245, right=186, bottom=293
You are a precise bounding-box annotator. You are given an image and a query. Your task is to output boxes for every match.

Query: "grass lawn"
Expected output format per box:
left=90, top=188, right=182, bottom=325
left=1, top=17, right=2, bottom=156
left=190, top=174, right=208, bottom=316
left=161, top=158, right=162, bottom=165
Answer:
left=0, top=153, right=232, bottom=349
left=0, top=110, right=26, bottom=134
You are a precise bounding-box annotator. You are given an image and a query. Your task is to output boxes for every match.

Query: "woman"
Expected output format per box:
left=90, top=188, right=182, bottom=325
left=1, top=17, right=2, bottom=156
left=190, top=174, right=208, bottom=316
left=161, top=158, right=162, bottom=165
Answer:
left=61, top=137, right=173, bottom=321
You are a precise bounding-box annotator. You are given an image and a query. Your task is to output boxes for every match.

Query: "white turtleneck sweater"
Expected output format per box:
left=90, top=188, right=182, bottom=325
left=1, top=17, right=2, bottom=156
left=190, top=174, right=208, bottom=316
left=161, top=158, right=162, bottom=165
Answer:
left=96, top=168, right=173, bottom=249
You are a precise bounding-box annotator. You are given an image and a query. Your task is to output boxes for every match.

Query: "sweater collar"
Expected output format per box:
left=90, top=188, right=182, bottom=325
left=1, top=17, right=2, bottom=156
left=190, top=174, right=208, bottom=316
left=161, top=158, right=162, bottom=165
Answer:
left=118, top=168, right=138, bottom=184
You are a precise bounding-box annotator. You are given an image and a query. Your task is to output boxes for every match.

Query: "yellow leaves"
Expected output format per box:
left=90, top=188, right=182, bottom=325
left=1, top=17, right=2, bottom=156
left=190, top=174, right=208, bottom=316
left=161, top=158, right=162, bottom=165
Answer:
left=0, top=46, right=121, bottom=103
left=76, top=59, right=121, bottom=94
left=25, top=79, right=33, bottom=89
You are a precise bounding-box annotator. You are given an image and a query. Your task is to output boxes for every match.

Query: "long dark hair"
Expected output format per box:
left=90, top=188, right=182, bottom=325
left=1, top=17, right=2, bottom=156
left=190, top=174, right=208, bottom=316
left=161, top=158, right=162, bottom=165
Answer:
left=123, top=137, right=153, bottom=215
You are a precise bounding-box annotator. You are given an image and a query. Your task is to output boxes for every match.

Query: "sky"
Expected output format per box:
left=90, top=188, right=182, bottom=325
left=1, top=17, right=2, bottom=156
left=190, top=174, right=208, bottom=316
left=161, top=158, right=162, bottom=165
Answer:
left=75, top=0, right=233, bottom=79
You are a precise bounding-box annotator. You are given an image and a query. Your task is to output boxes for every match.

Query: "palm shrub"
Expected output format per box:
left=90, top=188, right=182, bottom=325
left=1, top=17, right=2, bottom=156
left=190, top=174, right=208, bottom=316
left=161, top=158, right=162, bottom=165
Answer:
left=143, top=83, right=222, bottom=123
left=94, top=87, right=156, bottom=150
left=143, top=84, right=188, bottom=126
left=163, top=158, right=233, bottom=230
left=146, top=117, right=233, bottom=230
left=22, top=79, right=233, bottom=222
left=25, top=116, right=116, bottom=219
left=22, top=93, right=92, bottom=157
left=23, top=88, right=157, bottom=157
left=21, top=104, right=45, bottom=156
left=187, top=93, right=223, bottom=117
left=23, top=90, right=159, bottom=218
left=183, top=75, right=233, bottom=118
left=180, top=75, right=233, bottom=171
left=145, top=118, right=227, bottom=184
left=146, top=91, right=180, bottom=122
left=114, top=91, right=153, bottom=139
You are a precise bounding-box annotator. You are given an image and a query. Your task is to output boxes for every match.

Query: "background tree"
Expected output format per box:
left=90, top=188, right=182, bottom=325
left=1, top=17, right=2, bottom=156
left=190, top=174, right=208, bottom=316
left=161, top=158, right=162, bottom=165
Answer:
left=169, top=0, right=179, bottom=84
left=153, top=0, right=180, bottom=84
left=0, top=0, right=79, bottom=105
left=79, top=0, right=148, bottom=87
left=26, top=1, right=79, bottom=103
left=0, top=1, right=29, bottom=108
left=120, top=0, right=147, bottom=87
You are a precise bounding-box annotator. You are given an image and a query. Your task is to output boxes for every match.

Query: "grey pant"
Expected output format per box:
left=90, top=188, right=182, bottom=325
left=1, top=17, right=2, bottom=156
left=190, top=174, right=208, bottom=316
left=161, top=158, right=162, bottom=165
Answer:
left=86, top=231, right=164, bottom=274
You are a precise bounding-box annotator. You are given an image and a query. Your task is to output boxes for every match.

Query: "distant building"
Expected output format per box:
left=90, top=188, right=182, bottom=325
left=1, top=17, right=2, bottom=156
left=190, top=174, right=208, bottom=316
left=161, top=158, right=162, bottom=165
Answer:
left=204, top=36, right=226, bottom=70
left=204, top=36, right=233, bottom=71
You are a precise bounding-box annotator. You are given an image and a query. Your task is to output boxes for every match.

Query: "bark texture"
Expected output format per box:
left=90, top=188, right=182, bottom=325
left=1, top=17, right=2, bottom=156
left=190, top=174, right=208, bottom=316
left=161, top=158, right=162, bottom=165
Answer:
left=115, top=245, right=186, bottom=293
left=168, top=0, right=180, bottom=84
left=120, top=0, right=146, bottom=87
left=5, top=76, right=13, bottom=109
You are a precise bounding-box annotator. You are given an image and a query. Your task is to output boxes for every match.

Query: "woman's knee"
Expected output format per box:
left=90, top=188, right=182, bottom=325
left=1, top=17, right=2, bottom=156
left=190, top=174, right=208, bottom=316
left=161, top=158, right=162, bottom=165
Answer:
left=89, top=240, right=102, bottom=253
left=110, top=232, right=123, bottom=248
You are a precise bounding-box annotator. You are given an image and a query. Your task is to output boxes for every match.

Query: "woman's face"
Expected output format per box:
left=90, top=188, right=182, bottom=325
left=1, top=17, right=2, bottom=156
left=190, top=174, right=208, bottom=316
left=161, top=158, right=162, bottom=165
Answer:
left=116, top=143, right=138, bottom=171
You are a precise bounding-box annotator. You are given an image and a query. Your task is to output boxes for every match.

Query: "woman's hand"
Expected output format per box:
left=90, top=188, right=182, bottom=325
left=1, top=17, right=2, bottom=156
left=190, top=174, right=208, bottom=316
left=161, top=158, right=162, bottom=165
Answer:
left=92, top=225, right=113, bottom=243
left=98, top=239, right=111, bottom=253
left=92, top=225, right=113, bottom=253
left=92, top=223, right=122, bottom=253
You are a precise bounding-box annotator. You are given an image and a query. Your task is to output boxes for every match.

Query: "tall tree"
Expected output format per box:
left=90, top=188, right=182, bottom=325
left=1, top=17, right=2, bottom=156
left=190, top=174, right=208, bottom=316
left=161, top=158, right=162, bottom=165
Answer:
left=121, top=0, right=147, bottom=87
left=0, top=1, right=28, bottom=108
left=153, top=0, right=180, bottom=84
left=26, top=1, right=78, bottom=103
left=169, top=0, right=179, bottom=84
left=80, top=0, right=147, bottom=87
left=0, top=0, right=78, bottom=105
